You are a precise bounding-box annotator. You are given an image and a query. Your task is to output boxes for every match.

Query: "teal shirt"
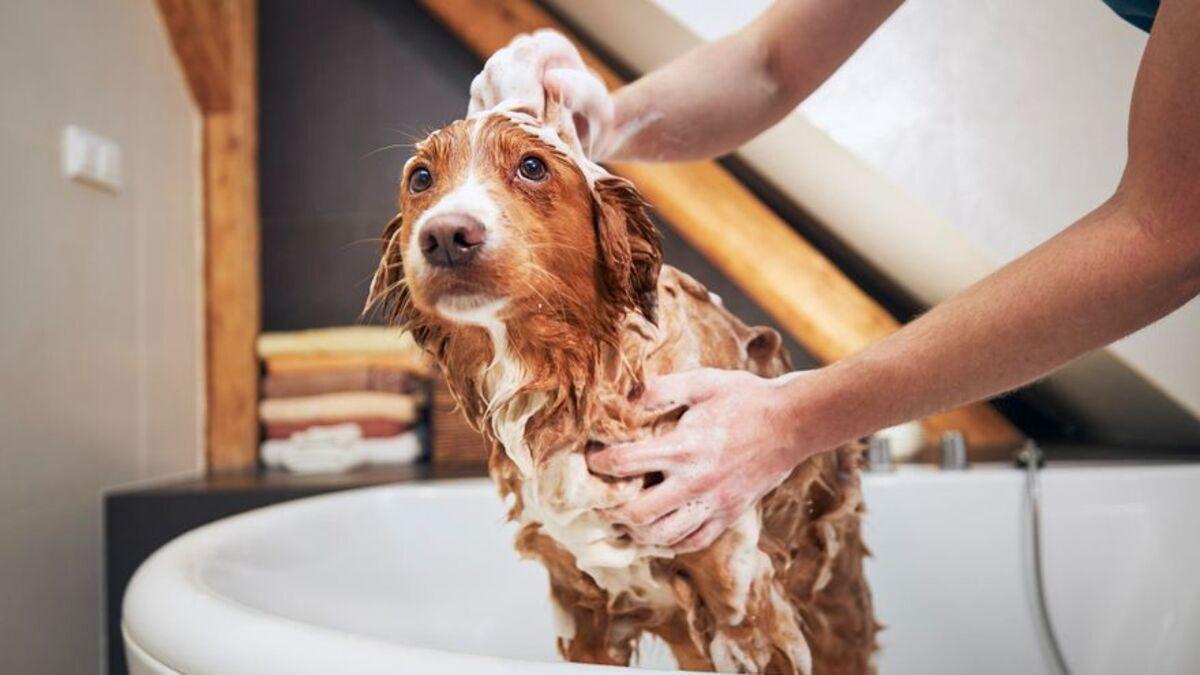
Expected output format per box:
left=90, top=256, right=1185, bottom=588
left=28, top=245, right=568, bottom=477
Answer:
left=1100, top=0, right=1159, bottom=31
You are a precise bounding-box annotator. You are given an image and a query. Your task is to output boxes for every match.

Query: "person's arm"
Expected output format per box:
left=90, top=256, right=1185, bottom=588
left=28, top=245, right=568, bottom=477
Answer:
left=588, top=0, right=1200, bottom=552
left=605, top=0, right=903, bottom=161
left=466, top=0, right=902, bottom=161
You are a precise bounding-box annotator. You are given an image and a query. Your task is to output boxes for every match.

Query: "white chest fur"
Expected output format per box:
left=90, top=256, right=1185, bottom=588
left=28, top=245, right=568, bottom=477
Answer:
left=470, top=318, right=786, bottom=669
left=475, top=329, right=680, bottom=612
left=486, top=387, right=678, bottom=610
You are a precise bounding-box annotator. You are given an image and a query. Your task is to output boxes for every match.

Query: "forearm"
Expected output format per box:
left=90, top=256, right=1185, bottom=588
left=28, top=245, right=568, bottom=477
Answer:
left=603, top=0, right=903, bottom=162
left=781, top=0, right=1200, bottom=455
left=785, top=194, right=1200, bottom=453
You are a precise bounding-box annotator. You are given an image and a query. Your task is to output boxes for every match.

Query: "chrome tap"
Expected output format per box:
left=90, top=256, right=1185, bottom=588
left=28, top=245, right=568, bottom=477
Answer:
left=940, top=430, right=968, bottom=470
left=866, top=435, right=895, bottom=472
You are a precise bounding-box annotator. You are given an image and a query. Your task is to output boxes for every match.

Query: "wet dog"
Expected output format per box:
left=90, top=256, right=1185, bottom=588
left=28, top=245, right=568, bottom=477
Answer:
left=367, top=104, right=877, bottom=674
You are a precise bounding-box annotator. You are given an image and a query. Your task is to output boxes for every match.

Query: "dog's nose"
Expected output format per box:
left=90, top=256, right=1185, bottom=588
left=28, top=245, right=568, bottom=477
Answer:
left=419, top=214, right=486, bottom=268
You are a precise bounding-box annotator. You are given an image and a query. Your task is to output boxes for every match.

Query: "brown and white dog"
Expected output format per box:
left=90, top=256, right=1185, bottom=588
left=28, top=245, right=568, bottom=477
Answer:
left=367, top=104, right=877, bottom=674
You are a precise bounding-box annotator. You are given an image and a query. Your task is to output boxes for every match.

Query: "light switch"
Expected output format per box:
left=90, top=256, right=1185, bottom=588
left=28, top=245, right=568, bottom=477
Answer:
left=61, top=125, right=122, bottom=193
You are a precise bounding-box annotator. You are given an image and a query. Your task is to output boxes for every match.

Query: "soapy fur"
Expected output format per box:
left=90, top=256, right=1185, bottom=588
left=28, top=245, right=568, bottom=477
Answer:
left=368, top=110, right=877, bottom=673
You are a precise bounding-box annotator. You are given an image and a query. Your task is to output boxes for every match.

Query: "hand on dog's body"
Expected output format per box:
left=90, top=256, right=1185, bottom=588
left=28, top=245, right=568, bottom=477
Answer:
left=590, top=368, right=805, bottom=553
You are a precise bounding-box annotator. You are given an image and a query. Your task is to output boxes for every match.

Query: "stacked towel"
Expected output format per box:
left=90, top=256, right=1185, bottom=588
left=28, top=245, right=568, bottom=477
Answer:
left=259, top=391, right=422, bottom=439
left=257, top=327, right=431, bottom=472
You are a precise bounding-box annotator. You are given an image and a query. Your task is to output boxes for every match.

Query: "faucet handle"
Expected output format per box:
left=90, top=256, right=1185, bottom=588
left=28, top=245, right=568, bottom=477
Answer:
left=866, top=435, right=895, bottom=472
left=940, top=430, right=969, bottom=470
left=1014, top=439, right=1045, bottom=469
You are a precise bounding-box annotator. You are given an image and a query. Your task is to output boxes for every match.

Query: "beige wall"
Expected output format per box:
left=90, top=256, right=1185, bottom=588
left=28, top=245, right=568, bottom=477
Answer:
left=0, top=1, right=203, bottom=672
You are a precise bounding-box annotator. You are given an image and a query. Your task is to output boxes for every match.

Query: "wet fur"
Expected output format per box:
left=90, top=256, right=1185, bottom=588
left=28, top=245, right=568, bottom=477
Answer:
left=368, top=114, right=877, bottom=673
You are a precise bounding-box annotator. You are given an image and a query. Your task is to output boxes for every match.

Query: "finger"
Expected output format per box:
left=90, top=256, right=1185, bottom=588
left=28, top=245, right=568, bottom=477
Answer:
left=467, top=72, right=488, bottom=115
left=606, top=479, right=692, bottom=528
left=585, top=435, right=680, bottom=478
left=541, top=93, right=581, bottom=154
left=628, top=499, right=713, bottom=547
left=530, top=29, right=586, bottom=70
left=497, top=60, right=546, bottom=117
left=471, top=37, right=543, bottom=116
left=469, top=59, right=512, bottom=114
left=508, top=31, right=567, bottom=96
left=544, top=68, right=612, bottom=154
left=673, top=518, right=726, bottom=554
left=638, top=369, right=719, bottom=413
left=544, top=68, right=609, bottom=116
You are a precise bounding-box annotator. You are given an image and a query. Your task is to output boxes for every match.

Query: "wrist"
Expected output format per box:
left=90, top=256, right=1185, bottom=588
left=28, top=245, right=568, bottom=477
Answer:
left=773, top=363, right=885, bottom=457
left=600, top=90, right=661, bottom=163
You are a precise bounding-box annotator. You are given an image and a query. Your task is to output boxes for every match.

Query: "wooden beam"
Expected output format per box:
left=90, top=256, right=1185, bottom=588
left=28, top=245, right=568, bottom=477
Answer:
left=155, top=0, right=233, bottom=112
left=421, top=0, right=1023, bottom=454
left=157, top=0, right=261, bottom=472
left=614, top=161, right=896, bottom=363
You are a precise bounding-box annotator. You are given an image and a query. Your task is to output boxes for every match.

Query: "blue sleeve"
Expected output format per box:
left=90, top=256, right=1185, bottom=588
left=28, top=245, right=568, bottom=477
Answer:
left=1098, top=0, right=1159, bottom=32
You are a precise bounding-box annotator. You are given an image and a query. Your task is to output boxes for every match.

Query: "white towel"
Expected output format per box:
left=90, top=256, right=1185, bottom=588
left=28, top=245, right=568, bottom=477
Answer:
left=261, top=425, right=422, bottom=474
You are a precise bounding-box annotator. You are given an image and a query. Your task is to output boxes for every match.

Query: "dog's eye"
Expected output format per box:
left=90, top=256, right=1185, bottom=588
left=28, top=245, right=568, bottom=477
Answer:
left=518, top=156, right=548, bottom=182
left=408, top=167, right=433, bottom=194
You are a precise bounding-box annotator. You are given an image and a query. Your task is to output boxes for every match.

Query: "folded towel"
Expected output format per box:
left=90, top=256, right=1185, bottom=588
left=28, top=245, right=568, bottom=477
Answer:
left=262, top=366, right=422, bottom=398
left=260, top=424, right=367, bottom=474
left=257, top=326, right=420, bottom=357
left=263, top=418, right=414, bottom=440
left=360, top=431, right=423, bottom=464
left=263, top=352, right=429, bottom=376
left=258, top=391, right=421, bottom=425
left=260, top=425, right=422, bottom=474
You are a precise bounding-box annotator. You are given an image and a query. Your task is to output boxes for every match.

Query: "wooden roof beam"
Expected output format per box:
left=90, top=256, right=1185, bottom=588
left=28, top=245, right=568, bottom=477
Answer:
left=155, top=0, right=234, bottom=112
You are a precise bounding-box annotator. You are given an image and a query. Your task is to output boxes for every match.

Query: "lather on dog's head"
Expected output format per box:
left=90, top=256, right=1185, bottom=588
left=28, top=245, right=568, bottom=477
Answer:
left=367, top=107, right=662, bottom=387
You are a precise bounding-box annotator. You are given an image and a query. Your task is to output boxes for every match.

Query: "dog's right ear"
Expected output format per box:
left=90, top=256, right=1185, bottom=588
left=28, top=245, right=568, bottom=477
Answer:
left=593, top=176, right=663, bottom=324
left=364, top=213, right=408, bottom=324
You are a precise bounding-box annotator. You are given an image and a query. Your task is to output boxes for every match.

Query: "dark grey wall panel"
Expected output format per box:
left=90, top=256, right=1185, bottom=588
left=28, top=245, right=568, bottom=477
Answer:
left=256, top=0, right=815, bottom=366
left=259, top=0, right=480, bottom=330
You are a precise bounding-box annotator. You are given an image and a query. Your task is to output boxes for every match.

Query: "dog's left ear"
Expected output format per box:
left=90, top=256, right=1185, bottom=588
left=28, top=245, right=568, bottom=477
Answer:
left=364, top=213, right=408, bottom=323
left=593, top=176, right=663, bottom=323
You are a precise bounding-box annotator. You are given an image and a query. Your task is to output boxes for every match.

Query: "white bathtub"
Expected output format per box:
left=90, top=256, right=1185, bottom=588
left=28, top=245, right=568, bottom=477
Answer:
left=122, top=462, right=1200, bottom=674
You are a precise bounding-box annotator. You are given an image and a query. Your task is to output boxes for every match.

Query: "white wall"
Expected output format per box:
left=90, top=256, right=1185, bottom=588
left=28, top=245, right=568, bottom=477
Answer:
left=548, top=0, right=1199, bottom=431
left=0, top=1, right=203, bottom=672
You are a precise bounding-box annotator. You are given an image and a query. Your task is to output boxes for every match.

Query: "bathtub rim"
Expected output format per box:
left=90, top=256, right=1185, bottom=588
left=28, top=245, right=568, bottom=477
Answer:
left=121, top=477, right=682, bottom=674
left=121, top=461, right=1199, bottom=674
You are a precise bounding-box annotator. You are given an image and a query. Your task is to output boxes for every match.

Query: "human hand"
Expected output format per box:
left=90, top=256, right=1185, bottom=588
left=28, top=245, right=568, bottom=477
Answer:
left=468, top=29, right=613, bottom=158
left=587, top=368, right=814, bottom=553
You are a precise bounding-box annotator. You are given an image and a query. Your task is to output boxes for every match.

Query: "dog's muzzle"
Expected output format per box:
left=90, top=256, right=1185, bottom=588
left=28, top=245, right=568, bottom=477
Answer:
left=419, top=213, right=486, bottom=269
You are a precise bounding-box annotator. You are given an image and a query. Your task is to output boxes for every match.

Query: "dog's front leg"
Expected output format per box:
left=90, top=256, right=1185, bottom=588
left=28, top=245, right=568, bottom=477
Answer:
left=677, top=510, right=812, bottom=675
left=516, top=525, right=636, bottom=666
left=551, top=593, right=637, bottom=666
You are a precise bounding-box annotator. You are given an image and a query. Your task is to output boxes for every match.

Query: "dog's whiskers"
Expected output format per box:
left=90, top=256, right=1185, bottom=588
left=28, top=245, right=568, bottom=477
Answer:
left=360, top=143, right=411, bottom=159
left=521, top=241, right=593, bottom=256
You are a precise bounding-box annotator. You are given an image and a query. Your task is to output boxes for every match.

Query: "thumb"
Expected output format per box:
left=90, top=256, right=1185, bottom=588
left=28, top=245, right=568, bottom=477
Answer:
left=638, top=369, right=719, bottom=413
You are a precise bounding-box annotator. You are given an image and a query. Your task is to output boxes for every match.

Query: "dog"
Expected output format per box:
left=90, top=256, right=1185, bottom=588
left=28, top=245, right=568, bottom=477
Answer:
left=367, top=103, right=877, bottom=674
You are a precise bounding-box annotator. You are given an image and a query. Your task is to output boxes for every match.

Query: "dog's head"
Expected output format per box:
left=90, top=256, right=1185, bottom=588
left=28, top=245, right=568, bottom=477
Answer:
left=368, top=110, right=662, bottom=352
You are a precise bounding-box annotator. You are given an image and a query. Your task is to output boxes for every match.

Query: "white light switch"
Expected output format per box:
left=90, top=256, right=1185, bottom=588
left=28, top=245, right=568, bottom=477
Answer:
left=61, top=125, right=122, bottom=193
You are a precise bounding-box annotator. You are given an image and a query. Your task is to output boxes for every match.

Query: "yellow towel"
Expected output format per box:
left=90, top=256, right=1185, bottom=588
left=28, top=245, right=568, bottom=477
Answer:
left=258, top=392, right=422, bottom=425
left=263, top=352, right=429, bottom=376
left=257, top=326, right=422, bottom=358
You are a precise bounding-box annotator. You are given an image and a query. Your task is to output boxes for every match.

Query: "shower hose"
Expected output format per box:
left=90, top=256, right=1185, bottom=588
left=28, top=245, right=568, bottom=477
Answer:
left=1020, top=441, right=1071, bottom=675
